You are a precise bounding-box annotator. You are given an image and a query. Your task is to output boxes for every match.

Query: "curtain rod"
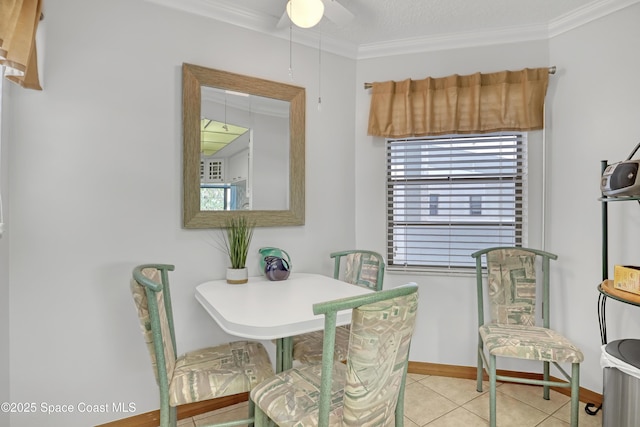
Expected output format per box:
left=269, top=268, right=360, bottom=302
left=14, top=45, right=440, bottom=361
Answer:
left=363, top=66, right=557, bottom=89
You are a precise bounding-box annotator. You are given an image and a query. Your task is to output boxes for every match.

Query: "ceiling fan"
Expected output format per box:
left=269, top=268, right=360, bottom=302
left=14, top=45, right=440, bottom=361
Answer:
left=276, top=0, right=354, bottom=29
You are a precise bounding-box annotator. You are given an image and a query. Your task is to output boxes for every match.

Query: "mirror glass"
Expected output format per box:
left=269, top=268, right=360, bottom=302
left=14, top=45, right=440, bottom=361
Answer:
left=200, top=86, right=290, bottom=211
left=183, top=64, right=305, bottom=227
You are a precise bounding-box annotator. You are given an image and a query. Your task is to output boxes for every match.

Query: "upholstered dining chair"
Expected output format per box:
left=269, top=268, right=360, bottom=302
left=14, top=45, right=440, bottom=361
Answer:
left=251, top=283, right=419, bottom=427
left=130, top=264, right=274, bottom=427
left=471, top=247, right=583, bottom=427
left=330, top=249, right=386, bottom=291
left=292, top=250, right=386, bottom=364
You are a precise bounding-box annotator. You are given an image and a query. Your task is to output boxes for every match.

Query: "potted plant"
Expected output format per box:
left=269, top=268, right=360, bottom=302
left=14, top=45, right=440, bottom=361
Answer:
left=220, top=216, right=254, bottom=284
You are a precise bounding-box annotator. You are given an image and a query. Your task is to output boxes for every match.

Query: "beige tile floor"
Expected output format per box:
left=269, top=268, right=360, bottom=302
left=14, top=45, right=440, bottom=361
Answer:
left=177, top=374, right=603, bottom=427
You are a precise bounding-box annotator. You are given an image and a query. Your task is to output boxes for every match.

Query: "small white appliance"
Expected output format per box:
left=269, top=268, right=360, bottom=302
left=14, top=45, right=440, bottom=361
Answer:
left=601, top=141, right=640, bottom=197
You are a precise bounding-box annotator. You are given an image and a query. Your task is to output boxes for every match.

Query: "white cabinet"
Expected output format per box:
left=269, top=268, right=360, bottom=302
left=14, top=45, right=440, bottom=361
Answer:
left=200, top=150, right=250, bottom=185
left=227, top=148, right=250, bottom=184
left=200, top=158, right=224, bottom=183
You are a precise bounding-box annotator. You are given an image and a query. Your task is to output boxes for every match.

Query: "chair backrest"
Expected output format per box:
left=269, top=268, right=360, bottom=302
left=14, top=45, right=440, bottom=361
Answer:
left=130, top=264, right=177, bottom=387
left=330, top=250, right=385, bottom=291
left=313, top=284, right=418, bottom=427
left=471, top=247, right=557, bottom=328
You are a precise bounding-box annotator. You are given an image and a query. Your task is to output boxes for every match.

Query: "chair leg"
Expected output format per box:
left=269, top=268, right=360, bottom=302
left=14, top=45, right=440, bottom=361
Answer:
left=248, top=398, right=255, bottom=427
left=489, top=354, right=497, bottom=427
left=570, top=363, right=580, bottom=427
left=395, top=403, right=404, bottom=427
left=254, top=404, right=268, bottom=427
left=543, top=361, right=550, bottom=400
left=159, top=399, right=175, bottom=427
left=477, top=345, right=484, bottom=392
left=395, top=364, right=407, bottom=427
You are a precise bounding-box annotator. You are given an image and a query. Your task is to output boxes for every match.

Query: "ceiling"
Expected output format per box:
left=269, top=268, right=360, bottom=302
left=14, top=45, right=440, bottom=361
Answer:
left=147, top=0, right=638, bottom=57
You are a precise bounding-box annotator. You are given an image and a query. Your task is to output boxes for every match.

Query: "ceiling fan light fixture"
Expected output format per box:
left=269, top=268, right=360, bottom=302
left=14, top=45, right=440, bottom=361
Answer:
left=286, top=0, right=324, bottom=28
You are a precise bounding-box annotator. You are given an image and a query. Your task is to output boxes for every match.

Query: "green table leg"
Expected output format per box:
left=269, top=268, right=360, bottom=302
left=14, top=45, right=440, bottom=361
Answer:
left=275, top=336, right=293, bottom=373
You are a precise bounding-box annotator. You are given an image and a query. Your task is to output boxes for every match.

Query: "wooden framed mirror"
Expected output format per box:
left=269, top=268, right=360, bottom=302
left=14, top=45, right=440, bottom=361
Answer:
left=182, top=63, right=305, bottom=227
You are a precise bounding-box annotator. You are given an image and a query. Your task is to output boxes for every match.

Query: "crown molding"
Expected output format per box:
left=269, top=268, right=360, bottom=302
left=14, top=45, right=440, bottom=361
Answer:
left=548, top=0, right=640, bottom=37
left=144, top=0, right=358, bottom=57
left=145, top=0, right=640, bottom=60
left=356, top=24, right=550, bottom=60
left=146, top=0, right=270, bottom=32
left=358, top=0, right=640, bottom=59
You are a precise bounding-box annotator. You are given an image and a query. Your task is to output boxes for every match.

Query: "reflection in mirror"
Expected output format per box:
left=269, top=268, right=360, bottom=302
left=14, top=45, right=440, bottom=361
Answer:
left=200, top=86, right=290, bottom=211
left=183, top=64, right=305, bottom=228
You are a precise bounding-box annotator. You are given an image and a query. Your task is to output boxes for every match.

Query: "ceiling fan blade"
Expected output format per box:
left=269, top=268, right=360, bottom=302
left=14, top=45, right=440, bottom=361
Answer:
left=276, top=8, right=290, bottom=29
left=323, top=0, right=354, bottom=26
left=275, top=0, right=353, bottom=29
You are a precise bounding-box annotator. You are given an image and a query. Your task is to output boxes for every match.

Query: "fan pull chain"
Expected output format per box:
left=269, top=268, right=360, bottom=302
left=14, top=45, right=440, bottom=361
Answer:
left=288, top=24, right=293, bottom=80
left=317, top=33, right=322, bottom=111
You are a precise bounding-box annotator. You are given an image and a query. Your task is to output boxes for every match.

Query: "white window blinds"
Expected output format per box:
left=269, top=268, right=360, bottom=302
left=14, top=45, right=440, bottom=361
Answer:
left=386, top=133, right=527, bottom=271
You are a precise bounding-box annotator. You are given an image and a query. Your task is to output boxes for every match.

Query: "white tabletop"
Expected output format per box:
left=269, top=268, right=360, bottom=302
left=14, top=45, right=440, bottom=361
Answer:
left=195, top=273, right=374, bottom=340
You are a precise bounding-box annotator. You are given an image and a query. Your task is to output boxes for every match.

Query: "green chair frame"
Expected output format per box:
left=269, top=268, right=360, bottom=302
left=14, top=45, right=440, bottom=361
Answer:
left=471, top=247, right=581, bottom=427
left=330, top=249, right=385, bottom=290
left=132, top=264, right=261, bottom=427
left=253, top=284, right=419, bottom=427
left=291, top=250, right=386, bottom=365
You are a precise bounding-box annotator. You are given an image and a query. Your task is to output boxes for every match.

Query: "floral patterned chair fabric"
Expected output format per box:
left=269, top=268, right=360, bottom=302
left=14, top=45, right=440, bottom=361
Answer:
left=251, top=284, right=419, bottom=427
left=292, top=250, right=386, bottom=364
left=472, top=247, right=583, bottom=427
left=130, top=264, right=274, bottom=427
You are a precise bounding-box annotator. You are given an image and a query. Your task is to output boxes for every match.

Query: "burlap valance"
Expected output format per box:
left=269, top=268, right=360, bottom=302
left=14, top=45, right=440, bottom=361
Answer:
left=367, top=67, right=549, bottom=138
left=0, top=0, right=43, bottom=90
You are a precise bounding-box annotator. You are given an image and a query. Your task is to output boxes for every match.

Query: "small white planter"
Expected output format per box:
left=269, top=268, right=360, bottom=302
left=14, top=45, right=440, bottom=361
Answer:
left=226, top=267, right=248, bottom=284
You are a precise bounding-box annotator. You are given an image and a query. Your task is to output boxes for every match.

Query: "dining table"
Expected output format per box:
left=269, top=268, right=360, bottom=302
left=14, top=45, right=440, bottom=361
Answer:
left=195, top=272, right=374, bottom=372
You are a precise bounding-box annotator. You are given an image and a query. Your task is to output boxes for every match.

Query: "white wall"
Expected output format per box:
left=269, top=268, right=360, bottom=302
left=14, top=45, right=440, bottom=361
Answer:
left=354, top=4, right=640, bottom=396
left=6, top=0, right=356, bottom=425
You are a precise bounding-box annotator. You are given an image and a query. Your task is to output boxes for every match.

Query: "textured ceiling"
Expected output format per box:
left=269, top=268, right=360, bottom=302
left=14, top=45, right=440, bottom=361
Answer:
left=200, top=0, right=598, bottom=43
left=148, top=0, right=638, bottom=57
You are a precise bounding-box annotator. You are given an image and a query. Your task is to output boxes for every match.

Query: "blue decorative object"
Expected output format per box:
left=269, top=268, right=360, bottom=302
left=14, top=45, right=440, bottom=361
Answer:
left=263, top=256, right=291, bottom=281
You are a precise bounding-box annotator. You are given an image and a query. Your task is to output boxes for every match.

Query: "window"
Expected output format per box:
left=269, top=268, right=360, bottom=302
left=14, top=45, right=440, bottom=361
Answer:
left=469, top=195, right=482, bottom=215
left=429, top=194, right=439, bottom=216
left=201, top=181, right=247, bottom=211
left=386, top=133, right=527, bottom=271
left=201, top=184, right=231, bottom=211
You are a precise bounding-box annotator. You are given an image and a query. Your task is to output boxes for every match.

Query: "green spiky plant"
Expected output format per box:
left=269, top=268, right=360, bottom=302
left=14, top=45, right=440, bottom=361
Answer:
left=221, top=217, right=255, bottom=269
